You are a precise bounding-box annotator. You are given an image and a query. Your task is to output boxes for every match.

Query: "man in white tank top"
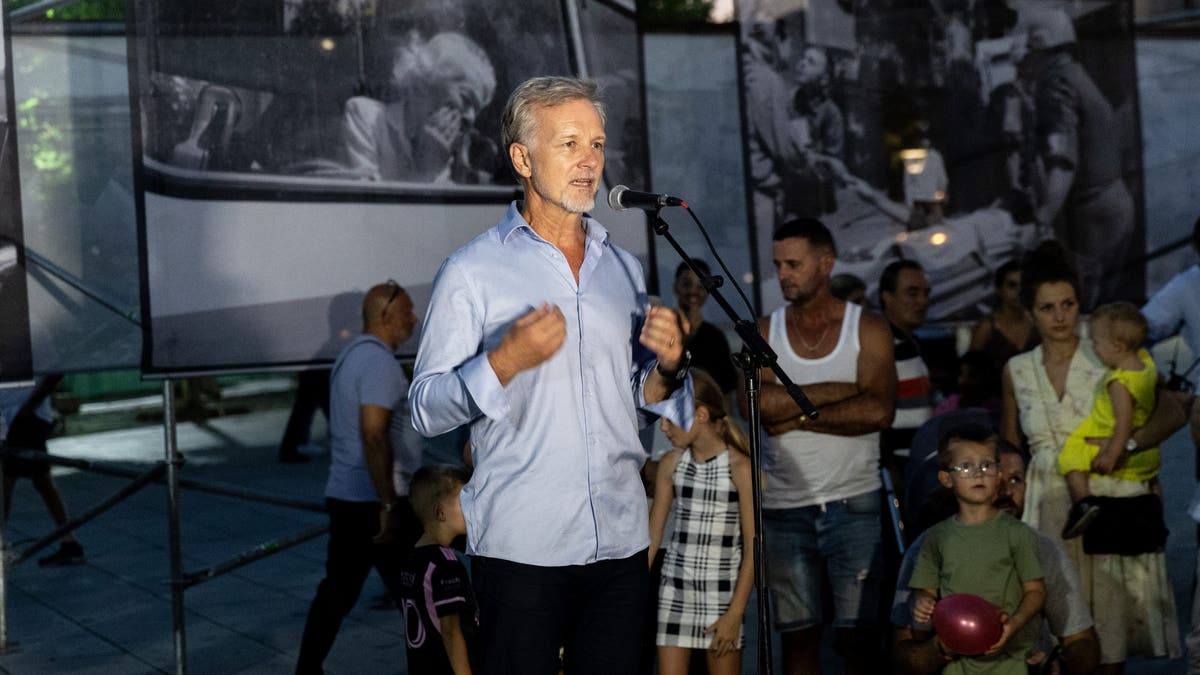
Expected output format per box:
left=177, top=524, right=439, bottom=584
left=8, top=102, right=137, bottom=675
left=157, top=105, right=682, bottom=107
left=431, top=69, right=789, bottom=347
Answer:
left=741, top=217, right=896, bottom=674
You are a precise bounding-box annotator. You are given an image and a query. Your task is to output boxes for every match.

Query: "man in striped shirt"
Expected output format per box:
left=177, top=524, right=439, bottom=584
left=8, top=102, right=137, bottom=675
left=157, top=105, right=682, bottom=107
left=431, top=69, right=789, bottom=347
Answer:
left=879, top=260, right=934, bottom=466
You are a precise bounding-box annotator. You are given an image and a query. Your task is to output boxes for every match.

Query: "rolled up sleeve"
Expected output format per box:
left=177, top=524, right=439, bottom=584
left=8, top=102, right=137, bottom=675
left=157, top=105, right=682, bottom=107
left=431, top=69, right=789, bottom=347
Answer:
left=633, top=362, right=695, bottom=431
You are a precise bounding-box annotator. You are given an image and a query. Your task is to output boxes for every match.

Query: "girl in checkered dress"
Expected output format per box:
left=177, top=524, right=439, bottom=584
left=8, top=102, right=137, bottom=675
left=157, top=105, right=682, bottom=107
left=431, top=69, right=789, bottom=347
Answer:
left=648, top=370, right=755, bottom=675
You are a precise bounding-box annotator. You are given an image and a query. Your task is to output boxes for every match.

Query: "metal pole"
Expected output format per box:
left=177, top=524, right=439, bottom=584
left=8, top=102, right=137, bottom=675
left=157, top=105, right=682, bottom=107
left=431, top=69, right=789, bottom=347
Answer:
left=0, top=451, right=14, bottom=654
left=0, top=448, right=325, bottom=512
left=742, top=360, right=773, bottom=675
left=163, top=380, right=187, bottom=675
left=180, top=524, right=329, bottom=590
left=173, top=476, right=325, bottom=513
left=0, top=446, right=151, bottom=479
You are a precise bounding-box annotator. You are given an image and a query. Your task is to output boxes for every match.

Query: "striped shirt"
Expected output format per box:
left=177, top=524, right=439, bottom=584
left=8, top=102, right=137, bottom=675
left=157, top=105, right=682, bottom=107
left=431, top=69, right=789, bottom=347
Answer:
left=882, top=323, right=933, bottom=458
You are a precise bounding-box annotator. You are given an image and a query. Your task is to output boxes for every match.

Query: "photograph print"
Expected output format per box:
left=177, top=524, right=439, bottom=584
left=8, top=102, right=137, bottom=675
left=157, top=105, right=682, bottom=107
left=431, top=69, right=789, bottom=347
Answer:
left=129, top=0, right=652, bottom=374
left=738, top=0, right=1145, bottom=317
left=133, top=0, right=577, bottom=195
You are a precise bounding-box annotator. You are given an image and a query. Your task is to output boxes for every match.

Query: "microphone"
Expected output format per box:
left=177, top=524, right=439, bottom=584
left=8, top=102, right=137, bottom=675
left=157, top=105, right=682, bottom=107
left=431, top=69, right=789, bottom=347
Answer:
left=607, top=185, right=686, bottom=212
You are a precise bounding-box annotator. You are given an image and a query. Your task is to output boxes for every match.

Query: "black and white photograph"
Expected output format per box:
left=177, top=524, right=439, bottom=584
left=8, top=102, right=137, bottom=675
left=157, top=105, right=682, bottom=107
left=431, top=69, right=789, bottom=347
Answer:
left=738, top=0, right=1145, bottom=317
left=130, top=0, right=651, bottom=373
left=575, top=0, right=647, bottom=191
left=0, top=0, right=33, bottom=382
left=135, top=0, right=575, bottom=191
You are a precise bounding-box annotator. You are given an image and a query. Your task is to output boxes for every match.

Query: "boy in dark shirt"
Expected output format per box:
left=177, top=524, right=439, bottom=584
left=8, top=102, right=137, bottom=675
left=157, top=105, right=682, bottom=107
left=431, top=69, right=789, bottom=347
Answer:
left=401, top=465, right=477, bottom=675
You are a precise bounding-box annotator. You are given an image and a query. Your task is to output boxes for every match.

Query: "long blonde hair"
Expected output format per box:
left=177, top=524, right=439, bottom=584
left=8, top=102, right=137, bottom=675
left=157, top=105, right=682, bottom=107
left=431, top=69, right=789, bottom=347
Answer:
left=691, top=369, right=749, bottom=455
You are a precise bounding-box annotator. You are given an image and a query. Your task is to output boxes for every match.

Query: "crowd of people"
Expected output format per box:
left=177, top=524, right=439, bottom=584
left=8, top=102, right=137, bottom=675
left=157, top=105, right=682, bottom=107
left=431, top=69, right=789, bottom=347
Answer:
left=2, top=65, right=1192, bottom=674
left=146, top=70, right=1187, bottom=674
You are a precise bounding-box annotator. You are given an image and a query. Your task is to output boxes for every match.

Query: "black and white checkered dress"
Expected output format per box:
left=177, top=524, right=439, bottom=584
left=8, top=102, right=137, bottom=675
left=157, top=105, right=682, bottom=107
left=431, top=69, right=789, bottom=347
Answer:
left=656, top=449, right=744, bottom=649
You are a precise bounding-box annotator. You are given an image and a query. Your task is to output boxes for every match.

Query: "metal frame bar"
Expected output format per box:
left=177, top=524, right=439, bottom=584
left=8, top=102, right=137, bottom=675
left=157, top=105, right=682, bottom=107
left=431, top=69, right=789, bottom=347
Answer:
left=163, top=380, right=187, bottom=675
left=13, top=463, right=166, bottom=565
left=180, top=524, right=328, bottom=590
left=6, top=0, right=78, bottom=22
left=173, top=477, right=325, bottom=513
left=0, top=386, right=331, bottom=673
left=24, top=248, right=141, bottom=327
left=0, top=448, right=326, bottom=512
left=0, top=447, right=155, bottom=479
left=0, top=460, right=13, bottom=654
left=1135, top=7, right=1200, bottom=29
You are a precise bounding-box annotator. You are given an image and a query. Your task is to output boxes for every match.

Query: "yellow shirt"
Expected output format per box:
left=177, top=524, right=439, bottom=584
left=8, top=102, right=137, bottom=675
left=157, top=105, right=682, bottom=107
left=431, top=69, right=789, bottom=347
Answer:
left=1058, top=349, right=1159, bottom=481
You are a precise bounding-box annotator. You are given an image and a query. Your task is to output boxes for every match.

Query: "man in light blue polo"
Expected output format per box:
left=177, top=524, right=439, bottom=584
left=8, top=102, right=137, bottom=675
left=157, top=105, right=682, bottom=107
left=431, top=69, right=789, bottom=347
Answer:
left=296, top=281, right=422, bottom=674
left=410, top=76, right=692, bottom=675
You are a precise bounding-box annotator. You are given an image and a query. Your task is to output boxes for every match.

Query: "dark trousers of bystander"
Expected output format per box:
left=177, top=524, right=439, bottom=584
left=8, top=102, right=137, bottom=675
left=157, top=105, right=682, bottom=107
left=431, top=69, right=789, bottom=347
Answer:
left=472, top=549, right=648, bottom=675
left=279, top=370, right=331, bottom=461
left=295, top=497, right=421, bottom=674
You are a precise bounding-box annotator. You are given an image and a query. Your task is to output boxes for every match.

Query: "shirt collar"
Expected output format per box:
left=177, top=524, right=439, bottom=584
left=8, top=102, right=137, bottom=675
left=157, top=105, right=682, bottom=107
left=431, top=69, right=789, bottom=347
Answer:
left=497, top=200, right=610, bottom=248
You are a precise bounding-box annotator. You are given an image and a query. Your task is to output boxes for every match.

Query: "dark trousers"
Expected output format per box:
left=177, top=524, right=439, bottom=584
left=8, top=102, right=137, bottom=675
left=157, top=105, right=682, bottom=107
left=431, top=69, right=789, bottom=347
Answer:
left=295, top=497, right=420, bottom=674
left=2, top=415, right=53, bottom=478
left=279, top=370, right=330, bottom=457
left=472, top=549, right=648, bottom=675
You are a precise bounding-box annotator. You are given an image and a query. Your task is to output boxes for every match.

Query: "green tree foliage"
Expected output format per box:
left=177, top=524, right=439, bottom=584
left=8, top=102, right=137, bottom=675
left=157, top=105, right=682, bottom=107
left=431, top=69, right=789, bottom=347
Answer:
left=8, top=0, right=125, bottom=21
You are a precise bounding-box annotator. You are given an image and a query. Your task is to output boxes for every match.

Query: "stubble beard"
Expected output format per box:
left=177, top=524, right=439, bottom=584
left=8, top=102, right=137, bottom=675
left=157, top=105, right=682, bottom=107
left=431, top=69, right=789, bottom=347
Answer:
left=782, top=284, right=817, bottom=306
left=531, top=172, right=596, bottom=214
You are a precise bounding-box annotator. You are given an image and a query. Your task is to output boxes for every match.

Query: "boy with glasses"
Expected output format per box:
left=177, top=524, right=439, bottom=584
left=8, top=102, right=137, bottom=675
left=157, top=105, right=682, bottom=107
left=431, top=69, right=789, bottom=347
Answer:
left=909, top=424, right=1045, bottom=674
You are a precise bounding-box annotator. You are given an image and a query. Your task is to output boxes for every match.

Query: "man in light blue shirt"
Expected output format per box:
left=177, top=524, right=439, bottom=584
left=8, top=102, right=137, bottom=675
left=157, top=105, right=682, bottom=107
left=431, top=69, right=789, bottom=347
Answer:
left=1144, top=216, right=1200, bottom=391
left=1143, top=214, right=1200, bottom=674
left=296, top=281, right=421, bottom=674
left=410, top=76, right=692, bottom=675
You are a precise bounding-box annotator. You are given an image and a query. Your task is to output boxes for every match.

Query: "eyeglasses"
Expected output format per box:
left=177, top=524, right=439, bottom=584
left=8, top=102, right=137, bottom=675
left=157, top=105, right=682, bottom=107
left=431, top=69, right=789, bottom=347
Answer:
left=945, top=460, right=1001, bottom=477
left=382, top=279, right=400, bottom=315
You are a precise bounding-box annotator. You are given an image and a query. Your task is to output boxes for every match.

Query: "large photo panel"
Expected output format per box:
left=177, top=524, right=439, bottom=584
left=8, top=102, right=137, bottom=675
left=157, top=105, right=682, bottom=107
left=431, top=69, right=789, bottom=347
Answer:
left=739, top=0, right=1145, bottom=317
left=0, top=0, right=32, bottom=382
left=131, top=0, right=649, bottom=373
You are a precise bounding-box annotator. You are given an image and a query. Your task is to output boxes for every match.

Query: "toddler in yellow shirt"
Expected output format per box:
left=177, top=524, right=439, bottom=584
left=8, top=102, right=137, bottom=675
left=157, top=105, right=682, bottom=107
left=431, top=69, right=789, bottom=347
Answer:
left=1059, top=302, right=1159, bottom=539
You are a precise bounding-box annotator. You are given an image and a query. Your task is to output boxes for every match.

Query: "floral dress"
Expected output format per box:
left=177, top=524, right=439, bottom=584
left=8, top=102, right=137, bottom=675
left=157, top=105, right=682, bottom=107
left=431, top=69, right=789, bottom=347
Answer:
left=1008, top=341, right=1180, bottom=663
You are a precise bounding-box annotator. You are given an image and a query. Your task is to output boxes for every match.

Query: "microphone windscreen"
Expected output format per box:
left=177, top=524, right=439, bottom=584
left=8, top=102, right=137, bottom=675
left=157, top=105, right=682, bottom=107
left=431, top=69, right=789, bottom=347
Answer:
left=608, top=185, right=628, bottom=211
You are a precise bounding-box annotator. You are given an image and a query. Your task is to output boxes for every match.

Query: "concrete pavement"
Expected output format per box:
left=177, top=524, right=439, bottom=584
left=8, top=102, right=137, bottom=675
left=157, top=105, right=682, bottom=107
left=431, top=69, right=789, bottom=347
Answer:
left=0, top=380, right=1194, bottom=673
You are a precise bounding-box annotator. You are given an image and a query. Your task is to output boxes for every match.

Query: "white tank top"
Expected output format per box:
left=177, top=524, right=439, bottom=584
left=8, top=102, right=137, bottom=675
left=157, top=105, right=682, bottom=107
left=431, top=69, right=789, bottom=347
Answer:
left=763, top=302, right=881, bottom=508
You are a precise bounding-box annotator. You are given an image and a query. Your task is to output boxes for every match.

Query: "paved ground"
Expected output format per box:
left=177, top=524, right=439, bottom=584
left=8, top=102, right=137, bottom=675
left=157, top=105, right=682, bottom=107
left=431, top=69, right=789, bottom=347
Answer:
left=0, top=380, right=1194, bottom=674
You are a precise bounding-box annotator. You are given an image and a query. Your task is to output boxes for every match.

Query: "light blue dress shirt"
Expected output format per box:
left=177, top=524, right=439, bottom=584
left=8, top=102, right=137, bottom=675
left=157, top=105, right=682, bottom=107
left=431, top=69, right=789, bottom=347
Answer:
left=411, top=202, right=693, bottom=566
left=1144, top=265, right=1200, bottom=387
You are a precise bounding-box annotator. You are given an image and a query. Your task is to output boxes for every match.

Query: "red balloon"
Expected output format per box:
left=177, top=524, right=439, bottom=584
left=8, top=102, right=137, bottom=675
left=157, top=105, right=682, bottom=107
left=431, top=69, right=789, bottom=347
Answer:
left=931, top=593, right=1003, bottom=656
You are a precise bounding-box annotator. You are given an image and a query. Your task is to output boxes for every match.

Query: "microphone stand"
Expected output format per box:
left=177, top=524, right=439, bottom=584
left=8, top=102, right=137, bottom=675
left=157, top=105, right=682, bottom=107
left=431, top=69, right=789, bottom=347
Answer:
left=649, top=210, right=817, bottom=675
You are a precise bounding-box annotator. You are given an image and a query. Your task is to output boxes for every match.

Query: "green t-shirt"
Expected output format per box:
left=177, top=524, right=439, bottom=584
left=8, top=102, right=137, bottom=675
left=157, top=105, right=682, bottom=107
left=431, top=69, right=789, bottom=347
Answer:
left=910, top=511, right=1043, bottom=675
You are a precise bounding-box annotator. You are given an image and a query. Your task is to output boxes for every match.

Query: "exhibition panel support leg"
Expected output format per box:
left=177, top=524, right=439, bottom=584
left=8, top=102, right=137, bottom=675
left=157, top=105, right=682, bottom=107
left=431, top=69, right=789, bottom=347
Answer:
left=163, top=380, right=188, bottom=675
left=0, top=459, right=14, bottom=655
